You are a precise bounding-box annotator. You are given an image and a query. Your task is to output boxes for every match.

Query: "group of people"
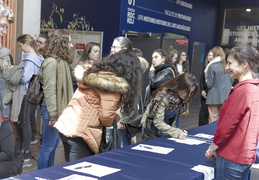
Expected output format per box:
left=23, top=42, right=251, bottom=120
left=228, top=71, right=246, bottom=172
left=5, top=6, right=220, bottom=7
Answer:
left=0, top=1, right=258, bottom=179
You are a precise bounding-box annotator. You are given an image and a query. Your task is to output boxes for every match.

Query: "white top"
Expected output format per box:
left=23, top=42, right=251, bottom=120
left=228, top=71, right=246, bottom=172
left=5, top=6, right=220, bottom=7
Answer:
left=177, top=64, right=183, bottom=74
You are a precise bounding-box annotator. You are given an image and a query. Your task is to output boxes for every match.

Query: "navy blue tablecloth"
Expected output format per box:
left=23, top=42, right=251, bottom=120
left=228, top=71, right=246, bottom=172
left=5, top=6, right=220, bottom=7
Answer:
left=6, top=121, right=217, bottom=180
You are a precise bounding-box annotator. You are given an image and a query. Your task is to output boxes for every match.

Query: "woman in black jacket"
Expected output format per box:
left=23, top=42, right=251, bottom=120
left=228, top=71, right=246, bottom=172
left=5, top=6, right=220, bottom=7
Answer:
left=198, top=49, right=213, bottom=126
left=144, top=49, right=176, bottom=110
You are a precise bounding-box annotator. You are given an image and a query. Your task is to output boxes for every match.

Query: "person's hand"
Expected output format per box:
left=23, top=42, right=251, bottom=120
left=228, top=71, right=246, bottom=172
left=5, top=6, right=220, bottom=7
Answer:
left=6, top=65, right=13, bottom=69
left=205, top=148, right=217, bottom=160
left=49, top=120, right=58, bottom=127
left=120, top=122, right=126, bottom=129
left=178, top=130, right=188, bottom=139
left=205, top=143, right=218, bottom=160
left=201, top=90, right=207, bottom=99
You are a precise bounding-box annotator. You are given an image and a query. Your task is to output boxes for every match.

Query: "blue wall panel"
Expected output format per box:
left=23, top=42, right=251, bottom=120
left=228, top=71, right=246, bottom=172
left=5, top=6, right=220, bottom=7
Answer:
left=41, top=0, right=122, bottom=56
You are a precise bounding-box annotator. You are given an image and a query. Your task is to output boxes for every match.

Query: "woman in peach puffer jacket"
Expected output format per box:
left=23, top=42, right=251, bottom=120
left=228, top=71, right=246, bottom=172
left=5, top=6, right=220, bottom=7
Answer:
left=54, top=49, right=142, bottom=162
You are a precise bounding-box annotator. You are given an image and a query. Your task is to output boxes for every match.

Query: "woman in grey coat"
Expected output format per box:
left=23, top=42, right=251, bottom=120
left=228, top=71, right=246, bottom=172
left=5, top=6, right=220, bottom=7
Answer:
left=204, top=46, right=232, bottom=123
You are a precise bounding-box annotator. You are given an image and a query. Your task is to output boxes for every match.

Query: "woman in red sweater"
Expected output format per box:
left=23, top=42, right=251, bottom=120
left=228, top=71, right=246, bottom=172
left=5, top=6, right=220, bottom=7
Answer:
left=205, top=44, right=259, bottom=179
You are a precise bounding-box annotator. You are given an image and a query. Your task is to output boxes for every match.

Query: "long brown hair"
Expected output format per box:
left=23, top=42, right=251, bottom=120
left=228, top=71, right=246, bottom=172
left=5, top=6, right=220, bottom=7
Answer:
left=79, top=42, right=100, bottom=62
left=177, top=51, right=189, bottom=73
left=44, top=30, right=73, bottom=64
left=152, top=73, right=199, bottom=101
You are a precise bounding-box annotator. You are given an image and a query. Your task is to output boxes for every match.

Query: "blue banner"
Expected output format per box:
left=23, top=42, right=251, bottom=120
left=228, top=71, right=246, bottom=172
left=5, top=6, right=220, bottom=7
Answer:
left=120, top=0, right=193, bottom=35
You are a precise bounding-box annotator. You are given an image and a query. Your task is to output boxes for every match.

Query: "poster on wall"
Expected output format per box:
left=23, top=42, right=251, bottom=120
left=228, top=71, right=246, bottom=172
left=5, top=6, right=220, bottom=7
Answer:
left=221, top=8, right=259, bottom=47
left=120, top=0, right=193, bottom=35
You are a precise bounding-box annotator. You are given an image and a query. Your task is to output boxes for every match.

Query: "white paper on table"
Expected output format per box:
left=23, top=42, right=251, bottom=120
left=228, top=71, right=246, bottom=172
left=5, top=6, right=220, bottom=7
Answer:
left=58, top=174, right=98, bottom=180
left=191, top=164, right=214, bottom=180
left=167, top=137, right=206, bottom=145
left=63, top=162, right=121, bottom=177
left=131, top=144, right=174, bottom=154
left=193, top=133, right=214, bottom=140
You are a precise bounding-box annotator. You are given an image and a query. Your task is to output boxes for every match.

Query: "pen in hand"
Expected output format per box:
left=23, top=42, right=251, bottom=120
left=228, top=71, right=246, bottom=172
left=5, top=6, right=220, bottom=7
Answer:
left=74, top=165, right=92, bottom=169
left=178, top=130, right=188, bottom=139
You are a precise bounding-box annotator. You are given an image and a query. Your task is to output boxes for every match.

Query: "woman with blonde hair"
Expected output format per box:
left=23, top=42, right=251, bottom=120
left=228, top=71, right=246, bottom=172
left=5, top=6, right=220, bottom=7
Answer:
left=204, top=46, right=232, bottom=123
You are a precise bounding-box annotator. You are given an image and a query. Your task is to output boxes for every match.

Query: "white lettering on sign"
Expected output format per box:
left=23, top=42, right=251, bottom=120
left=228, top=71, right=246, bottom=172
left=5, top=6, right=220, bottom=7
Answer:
left=128, top=0, right=135, bottom=6
left=176, top=0, right=193, bottom=9
left=127, top=7, right=136, bottom=25
left=234, top=38, right=259, bottom=43
left=165, top=10, right=191, bottom=21
left=229, top=31, right=259, bottom=37
left=137, top=14, right=191, bottom=31
left=247, top=26, right=259, bottom=30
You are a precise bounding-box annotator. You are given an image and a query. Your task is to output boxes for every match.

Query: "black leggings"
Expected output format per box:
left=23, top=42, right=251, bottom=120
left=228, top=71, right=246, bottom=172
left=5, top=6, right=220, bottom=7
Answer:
left=59, top=133, right=94, bottom=162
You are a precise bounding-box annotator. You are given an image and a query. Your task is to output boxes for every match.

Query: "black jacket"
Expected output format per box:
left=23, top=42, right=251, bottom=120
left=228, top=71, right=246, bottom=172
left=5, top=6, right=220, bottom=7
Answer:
left=144, top=64, right=175, bottom=109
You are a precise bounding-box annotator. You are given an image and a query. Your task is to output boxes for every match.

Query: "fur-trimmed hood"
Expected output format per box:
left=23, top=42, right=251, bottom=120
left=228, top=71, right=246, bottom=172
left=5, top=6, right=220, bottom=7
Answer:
left=74, top=64, right=129, bottom=94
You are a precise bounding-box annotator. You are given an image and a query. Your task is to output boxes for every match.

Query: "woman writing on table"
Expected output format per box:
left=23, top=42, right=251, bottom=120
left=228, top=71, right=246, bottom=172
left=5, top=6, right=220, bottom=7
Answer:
left=141, top=73, right=198, bottom=140
left=205, top=44, right=259, bottom=180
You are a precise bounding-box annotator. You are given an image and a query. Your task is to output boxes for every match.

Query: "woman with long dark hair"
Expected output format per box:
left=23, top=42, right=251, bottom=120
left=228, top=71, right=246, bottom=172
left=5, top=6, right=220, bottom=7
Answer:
left=79, top=42, right=100, bottom=63
left=141, top=73, right=198, bottom=140
left=54, top=49, right=142, bottom=161
left=144, top=49, right=176, bottom=110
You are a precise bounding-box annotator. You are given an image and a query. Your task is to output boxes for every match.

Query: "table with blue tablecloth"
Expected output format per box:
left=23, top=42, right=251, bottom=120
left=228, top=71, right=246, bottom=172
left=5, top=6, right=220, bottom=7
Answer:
left=5, top=122, right=218, bottom=180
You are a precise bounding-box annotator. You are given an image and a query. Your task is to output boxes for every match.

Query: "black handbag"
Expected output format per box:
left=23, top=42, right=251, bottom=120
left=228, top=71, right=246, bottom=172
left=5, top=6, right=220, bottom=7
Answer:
left=99, top=118, right=120, bottom=153
left=142, top=118, right=163, bottom=140
left=126, top=114, right=143, bottom=137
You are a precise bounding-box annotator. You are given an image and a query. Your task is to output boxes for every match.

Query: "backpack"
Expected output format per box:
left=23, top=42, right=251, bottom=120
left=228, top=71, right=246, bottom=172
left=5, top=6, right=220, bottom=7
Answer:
left=26, top=74, right=44, bottom=105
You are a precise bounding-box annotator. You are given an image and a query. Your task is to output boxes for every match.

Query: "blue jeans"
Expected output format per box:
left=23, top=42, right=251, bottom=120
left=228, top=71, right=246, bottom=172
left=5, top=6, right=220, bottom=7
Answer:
left=118, top=129, right=130, bottom=147
left=37, top=105, right=60, bottom=170
left=216, top=155, right=252, bottom=180
left=0, top=78, right=10, bottom=117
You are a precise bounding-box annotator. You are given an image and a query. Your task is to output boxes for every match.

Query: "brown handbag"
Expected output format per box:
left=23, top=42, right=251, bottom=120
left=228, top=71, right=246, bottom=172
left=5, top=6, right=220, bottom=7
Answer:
left=26, top=74, right=44, bottom=105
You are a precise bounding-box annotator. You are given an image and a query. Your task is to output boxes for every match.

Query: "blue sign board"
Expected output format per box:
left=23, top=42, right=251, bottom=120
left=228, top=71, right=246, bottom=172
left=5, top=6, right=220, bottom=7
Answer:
left=120, top=0, right=193, bottom=35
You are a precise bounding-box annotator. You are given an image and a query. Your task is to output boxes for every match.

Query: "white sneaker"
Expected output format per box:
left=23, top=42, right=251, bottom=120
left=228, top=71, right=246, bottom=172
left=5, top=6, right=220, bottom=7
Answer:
left=31, top=139, right=38, bottom=145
